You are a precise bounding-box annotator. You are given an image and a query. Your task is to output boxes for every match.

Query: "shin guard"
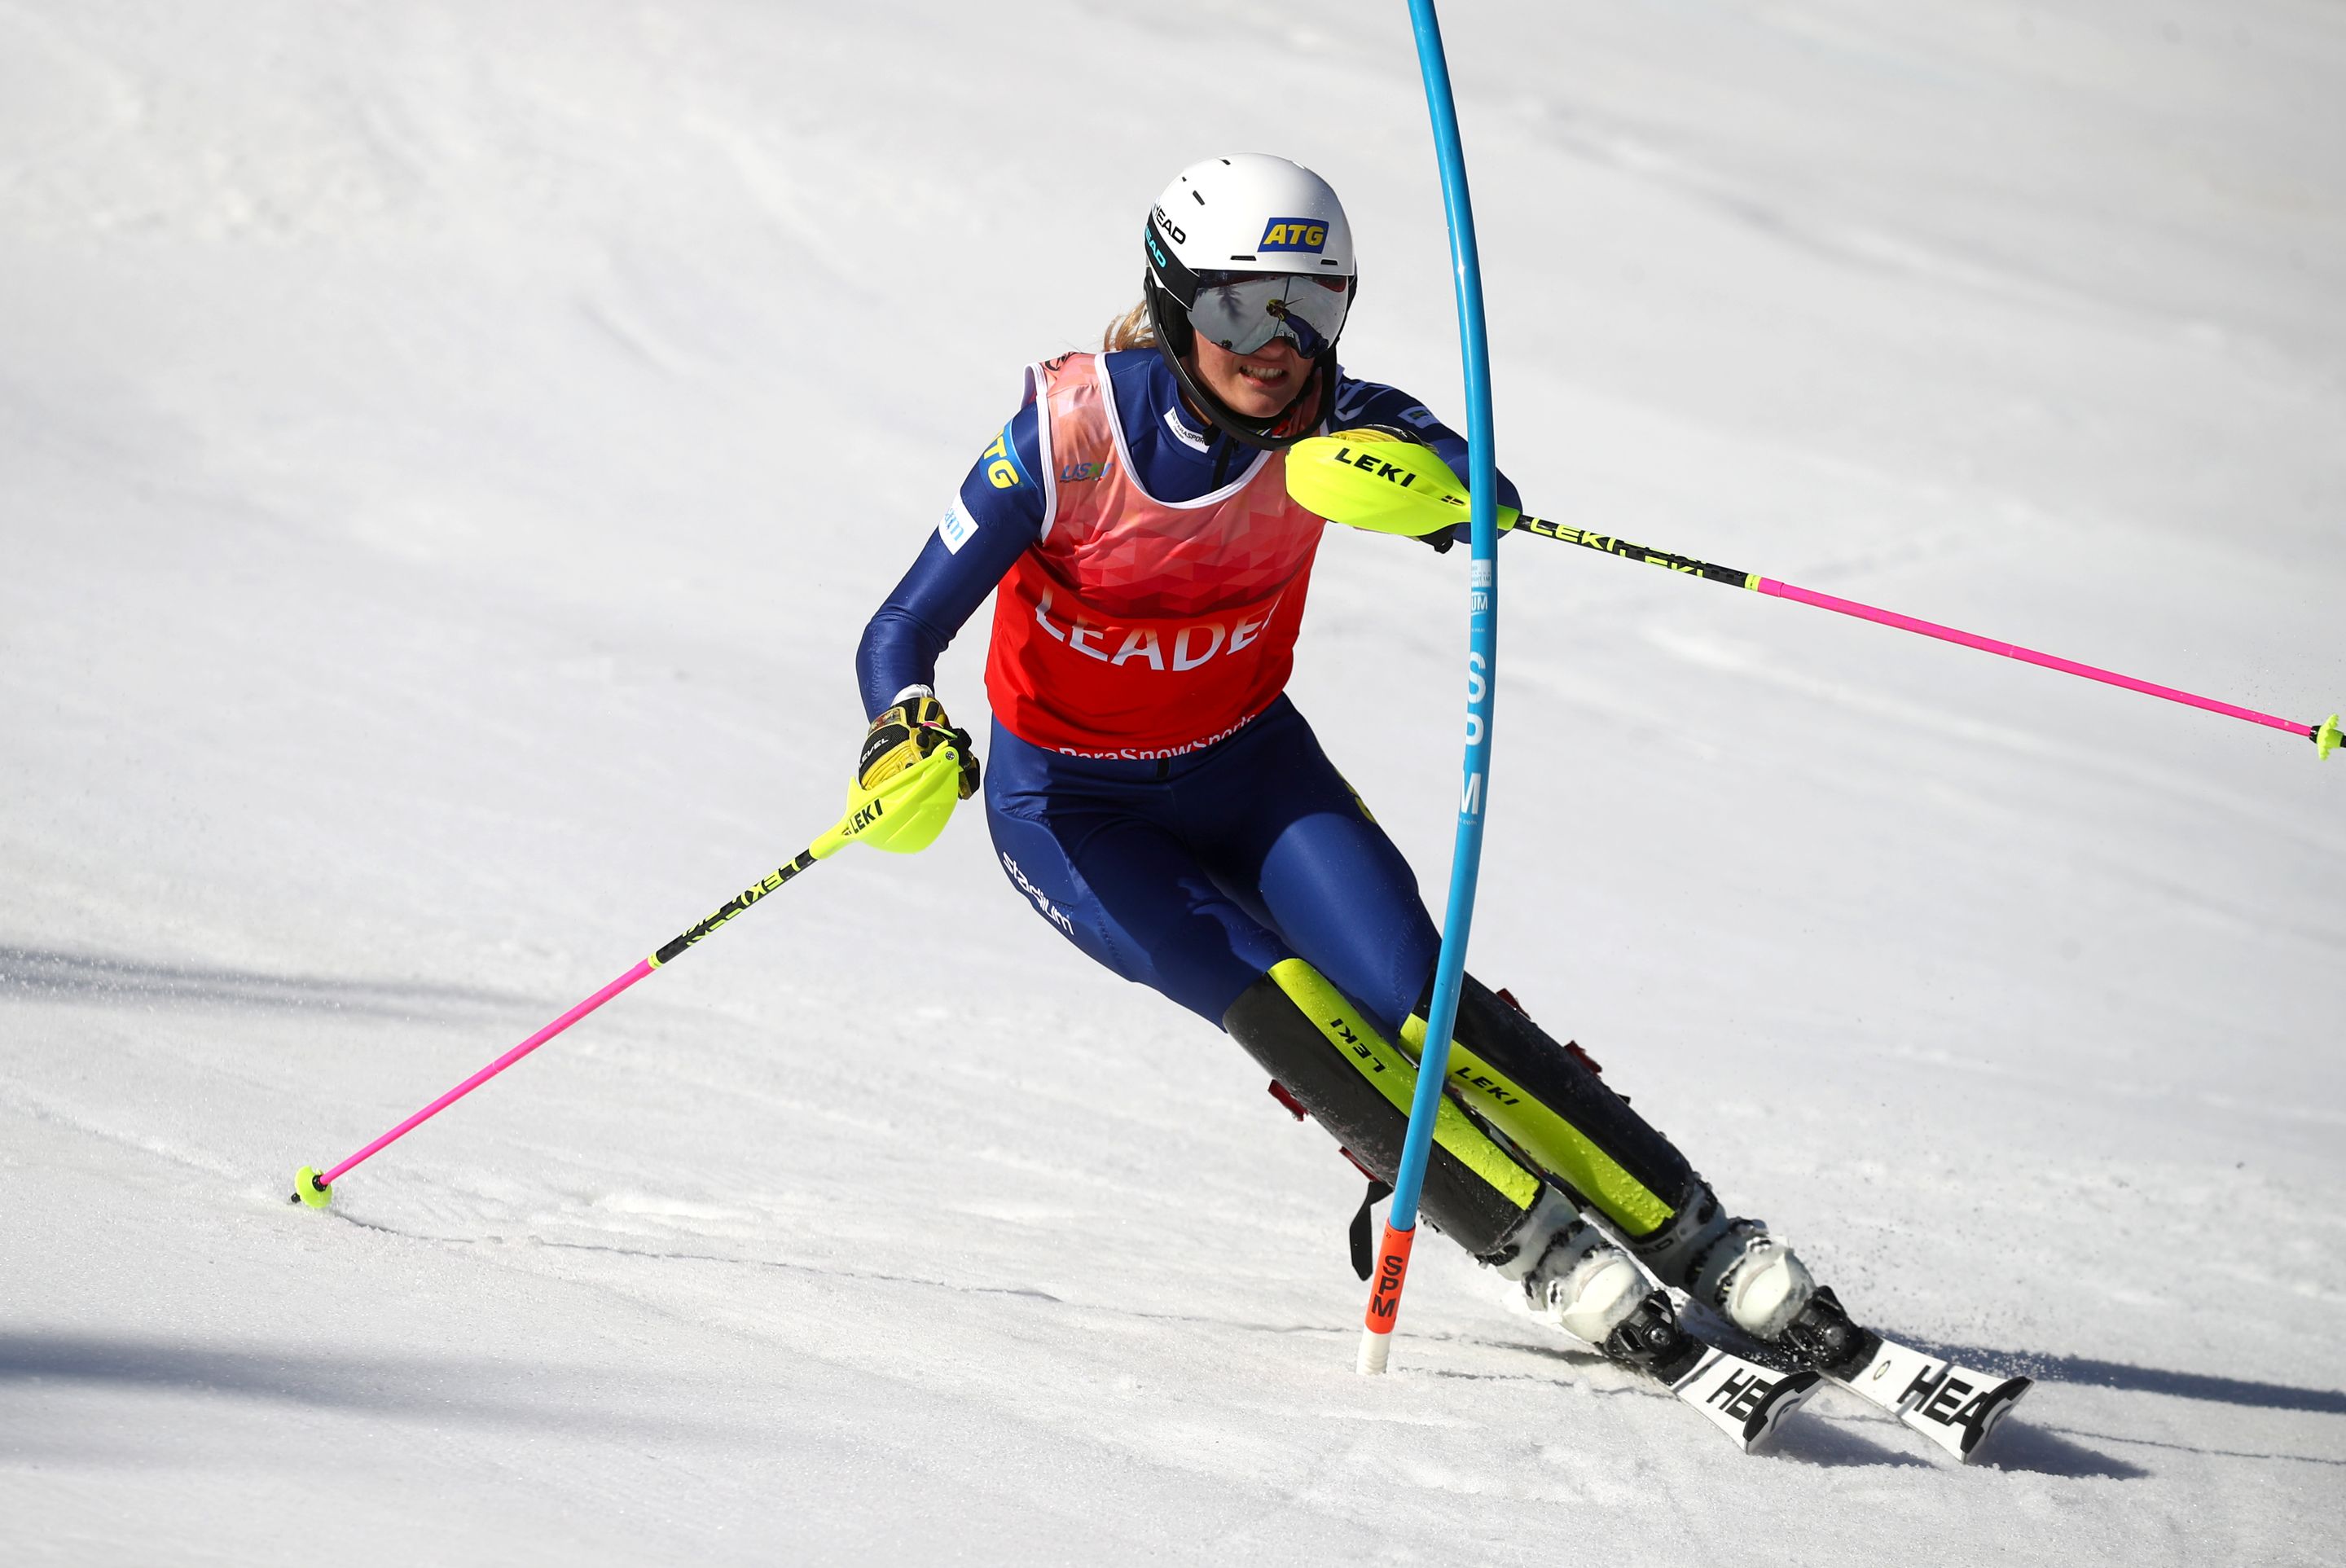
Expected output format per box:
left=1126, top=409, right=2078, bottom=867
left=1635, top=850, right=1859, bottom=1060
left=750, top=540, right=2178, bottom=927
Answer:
left=1224, top=960, right=1541, bottom=1262
left=1408, top=977, right=1695, bottom=1241
left=1407, top=979, right=1821, bottom=1341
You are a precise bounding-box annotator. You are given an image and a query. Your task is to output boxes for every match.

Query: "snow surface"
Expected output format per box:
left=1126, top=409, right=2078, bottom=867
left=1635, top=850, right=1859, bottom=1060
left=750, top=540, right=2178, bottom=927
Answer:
left=4, top=2, right=2343, bottom=1561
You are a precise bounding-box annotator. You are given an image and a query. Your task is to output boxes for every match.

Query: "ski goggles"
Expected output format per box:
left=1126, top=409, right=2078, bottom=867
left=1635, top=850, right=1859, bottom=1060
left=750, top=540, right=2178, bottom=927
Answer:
left=1186, top=270, right=1353, bottom=358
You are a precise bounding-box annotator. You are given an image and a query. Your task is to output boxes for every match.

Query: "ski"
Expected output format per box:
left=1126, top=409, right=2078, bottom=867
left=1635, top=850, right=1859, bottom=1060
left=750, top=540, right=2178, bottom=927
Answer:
left=1664, top=1339, right=1823, bottom=1454
left=1825, top=1333, right=2032, bottom=1462
left=1588, top=1286, right=1823, bottom=1453
left=1769, top=1287, right=2033, bottom=1462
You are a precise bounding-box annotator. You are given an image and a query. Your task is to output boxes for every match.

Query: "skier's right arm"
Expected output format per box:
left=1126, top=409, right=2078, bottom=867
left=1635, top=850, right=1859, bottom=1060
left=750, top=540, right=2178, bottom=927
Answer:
left=854, top=403, right=1047, bottom=718
left=847, top=405, right=1045, bottom=840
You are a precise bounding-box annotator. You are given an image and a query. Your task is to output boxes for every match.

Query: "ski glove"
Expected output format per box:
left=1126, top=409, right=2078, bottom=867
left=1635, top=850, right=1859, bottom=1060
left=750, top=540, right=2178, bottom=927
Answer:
left=859, top=694, right=980, bottom=800
left=838, top=694, right=978, bottom=857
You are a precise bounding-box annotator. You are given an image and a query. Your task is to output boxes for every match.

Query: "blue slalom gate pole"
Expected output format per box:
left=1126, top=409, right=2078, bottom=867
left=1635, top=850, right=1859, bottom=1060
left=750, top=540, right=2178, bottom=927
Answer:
left=1360, top=0, right=1503, bottom=1374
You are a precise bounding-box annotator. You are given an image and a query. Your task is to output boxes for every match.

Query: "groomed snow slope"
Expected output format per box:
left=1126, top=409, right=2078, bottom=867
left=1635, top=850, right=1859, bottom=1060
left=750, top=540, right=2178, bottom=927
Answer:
left=4, top=2, right=2342, bottom=1561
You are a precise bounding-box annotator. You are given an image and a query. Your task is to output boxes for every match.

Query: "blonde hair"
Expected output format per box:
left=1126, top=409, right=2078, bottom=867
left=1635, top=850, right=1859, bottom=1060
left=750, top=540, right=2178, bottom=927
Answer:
left=1102, top=297, right=1157, bottom=352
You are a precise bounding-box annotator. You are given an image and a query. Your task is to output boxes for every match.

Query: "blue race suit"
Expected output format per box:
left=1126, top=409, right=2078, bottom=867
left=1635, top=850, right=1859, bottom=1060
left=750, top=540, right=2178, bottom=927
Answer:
left=857, top=349, right=1514, bottom=1035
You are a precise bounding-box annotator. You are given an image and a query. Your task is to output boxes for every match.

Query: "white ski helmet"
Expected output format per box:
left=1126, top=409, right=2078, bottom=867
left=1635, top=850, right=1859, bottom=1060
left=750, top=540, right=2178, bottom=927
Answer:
left=1143, top=153, right=1357, bottom=450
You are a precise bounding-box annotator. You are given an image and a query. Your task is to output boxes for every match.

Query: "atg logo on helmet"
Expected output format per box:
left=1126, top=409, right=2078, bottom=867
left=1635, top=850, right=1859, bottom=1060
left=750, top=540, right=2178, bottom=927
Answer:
left=1258, top=217, right=1328, bottom=253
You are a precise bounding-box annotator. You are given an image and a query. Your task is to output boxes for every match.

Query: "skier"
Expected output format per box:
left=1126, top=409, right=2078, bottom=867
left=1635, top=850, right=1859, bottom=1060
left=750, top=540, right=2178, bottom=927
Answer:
left=850, top=153, right=1874, bottom=1390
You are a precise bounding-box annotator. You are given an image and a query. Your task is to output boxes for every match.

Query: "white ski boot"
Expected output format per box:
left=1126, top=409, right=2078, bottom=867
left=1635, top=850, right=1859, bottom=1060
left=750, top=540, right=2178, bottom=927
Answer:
left=1495, top=1188, right=1650, bottom=1346
left=1632, top=1181, right=1817, bottom=1341
left=1689, top=1220, right=1815, bottom=1341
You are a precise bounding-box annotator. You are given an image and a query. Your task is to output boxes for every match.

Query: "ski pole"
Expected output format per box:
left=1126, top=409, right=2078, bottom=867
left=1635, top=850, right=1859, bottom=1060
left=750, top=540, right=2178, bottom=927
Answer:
left=1289, top=436, right=2344, bottom=759
left=286, top=848, right=820, bottom=1208
left=1361, top=0, right=1503, bottom=1377
left=289, top=740, right=970, bottom=1208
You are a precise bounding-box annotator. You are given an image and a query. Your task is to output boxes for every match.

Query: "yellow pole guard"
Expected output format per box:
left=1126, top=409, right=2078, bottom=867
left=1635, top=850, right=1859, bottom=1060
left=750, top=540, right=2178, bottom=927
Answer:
left=822, top=742, right=969, bottom=858
left=1286, top=433, right=1520, bottom=538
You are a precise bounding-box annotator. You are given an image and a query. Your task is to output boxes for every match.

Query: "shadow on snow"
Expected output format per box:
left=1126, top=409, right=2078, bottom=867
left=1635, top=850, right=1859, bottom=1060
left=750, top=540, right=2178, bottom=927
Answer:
left=0, top=1330, right=729, bottom=1444
left=0, top=945, right=516, bottom=1021
left=1926, top=1341, right=2346, bottom=1418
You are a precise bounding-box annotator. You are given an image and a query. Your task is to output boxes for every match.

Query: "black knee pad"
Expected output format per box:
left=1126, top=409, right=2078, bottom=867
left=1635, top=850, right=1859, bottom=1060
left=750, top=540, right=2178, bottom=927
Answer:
left=1224, top=962, right=1540, bottom=1262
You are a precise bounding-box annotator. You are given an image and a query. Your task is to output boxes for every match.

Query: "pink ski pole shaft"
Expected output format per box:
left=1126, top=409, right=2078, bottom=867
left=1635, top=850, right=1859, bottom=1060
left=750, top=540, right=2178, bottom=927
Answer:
left=1501, top=512, right=2342, bottom=758
left=310, top=960, right=655, bottom=1190
left=1759, top=579, right=2314, bottom=736
left=290, top=841, right=829, bottom=1208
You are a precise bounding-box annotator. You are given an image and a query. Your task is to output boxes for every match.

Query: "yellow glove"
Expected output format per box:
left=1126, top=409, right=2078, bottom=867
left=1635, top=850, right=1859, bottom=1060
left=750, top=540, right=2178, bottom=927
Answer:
left=840, top=694, right=978, bottom=854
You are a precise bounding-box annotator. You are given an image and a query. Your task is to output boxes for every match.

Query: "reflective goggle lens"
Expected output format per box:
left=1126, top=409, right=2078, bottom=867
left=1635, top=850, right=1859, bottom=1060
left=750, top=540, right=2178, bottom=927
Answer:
left=1188, top=273, right=1352, bottom=357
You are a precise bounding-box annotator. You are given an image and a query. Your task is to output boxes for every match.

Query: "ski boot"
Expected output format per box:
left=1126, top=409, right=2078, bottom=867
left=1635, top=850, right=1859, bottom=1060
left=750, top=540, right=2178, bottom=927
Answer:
left=1630, top=1178, right=1817, bottom=1341
left=1495, top=1188, right=1653, bottom=1347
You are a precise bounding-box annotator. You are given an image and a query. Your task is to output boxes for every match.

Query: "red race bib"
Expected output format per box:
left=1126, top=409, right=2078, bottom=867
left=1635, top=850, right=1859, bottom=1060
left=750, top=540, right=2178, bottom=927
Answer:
left=984, top=354, right=1329, bottom=758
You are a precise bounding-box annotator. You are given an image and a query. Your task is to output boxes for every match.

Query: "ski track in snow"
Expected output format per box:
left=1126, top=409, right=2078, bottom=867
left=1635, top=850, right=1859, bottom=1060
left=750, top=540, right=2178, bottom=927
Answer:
left=4, top=1, right=2344, bottom=1563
